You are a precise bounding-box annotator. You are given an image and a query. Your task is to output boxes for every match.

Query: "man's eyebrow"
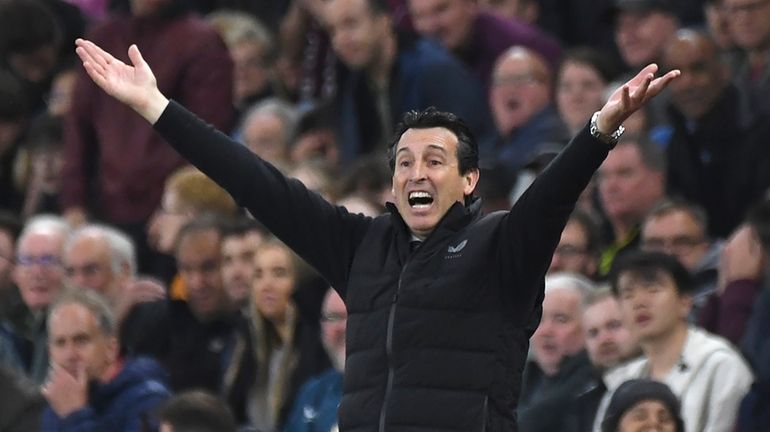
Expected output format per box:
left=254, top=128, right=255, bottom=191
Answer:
left=426, top=144, right=447, bottom=153
left=396, top=144, right=448, bottom=154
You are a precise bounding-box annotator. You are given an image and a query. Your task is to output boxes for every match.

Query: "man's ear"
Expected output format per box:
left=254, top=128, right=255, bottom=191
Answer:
left=463, top=168, right=480, bottom=196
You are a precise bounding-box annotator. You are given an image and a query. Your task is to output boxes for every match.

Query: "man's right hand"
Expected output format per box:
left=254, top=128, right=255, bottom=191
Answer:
left=75, top=39, right=169, bottom=124
left=42, top=364, right=89, bottom=418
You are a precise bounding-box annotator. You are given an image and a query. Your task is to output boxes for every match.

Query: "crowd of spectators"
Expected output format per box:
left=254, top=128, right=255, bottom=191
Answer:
left=1, top=0, right=770, bottom=430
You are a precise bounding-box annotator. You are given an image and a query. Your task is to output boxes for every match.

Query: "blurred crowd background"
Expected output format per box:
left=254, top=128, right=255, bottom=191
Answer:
left=1, top=0, right=770, bottom=431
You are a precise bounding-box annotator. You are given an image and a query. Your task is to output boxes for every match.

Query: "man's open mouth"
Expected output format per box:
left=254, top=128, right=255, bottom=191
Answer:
left=408, top=191, right=434, bottom=209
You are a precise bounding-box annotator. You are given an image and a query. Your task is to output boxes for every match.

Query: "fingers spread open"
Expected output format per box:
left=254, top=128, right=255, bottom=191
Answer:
left=630, top=73, right=653, bottom=104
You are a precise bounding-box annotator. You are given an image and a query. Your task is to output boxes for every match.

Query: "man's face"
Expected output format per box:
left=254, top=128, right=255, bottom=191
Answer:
left=614, top=11, right=677, bottom=68
left=326, top=0, right=390, bottom=70
left=490, top=51, right=551, bottom=137
left=598, top=144, right=663, bottom=224
left=242, top=113, right=287, bottom=164
left=221, top=231, right=263, bottom=307
left=724, top=0, right=770, bottom=50
left=617, top=400, right=678, bottom=432
left=642, top=210, right=709, bottom=271
left=556, top=61, right=607, bottom=132
left=664, top=34, right=727, bottom=120
left=583, top=296, right=639, bottom=370
left=48, top=303, right=117, bottom=380
left=176, top=229, right=228, bottom=321
left=13, top=232, right=65, bottom=311
left=321, top=289, right=347, bottom=371
left=64, top=235, right=117, bottom=299
left=531, top=288, right=585, bottom=375
left=232, top=41, right=270, bottom=106
left=0, top=231, right=15, bottom=290
left=408, top=0, right=477, bottom=51
left=391, top=127, right=478, bottom=239
left=252, top=245, right=295, bottom=323
left=549, top=220, right=596, bottom=276
left=704, top=2, right=734, bottom=50
left=617, top=271, right=691, bottom=343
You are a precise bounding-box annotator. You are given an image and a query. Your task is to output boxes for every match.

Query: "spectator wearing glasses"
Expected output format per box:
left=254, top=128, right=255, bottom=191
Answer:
left=488, top=46, right=569, bottom=184
left=640, top=199, right=720, bottom=321
left=4, top=215, right=70, bottom=383
left=63, top=224, right=166, bottom=320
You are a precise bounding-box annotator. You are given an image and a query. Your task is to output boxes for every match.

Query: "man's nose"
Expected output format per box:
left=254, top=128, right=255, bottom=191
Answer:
left=410, top=161, right=427, bottom=181
left=61, top=341, right=79, bottom=362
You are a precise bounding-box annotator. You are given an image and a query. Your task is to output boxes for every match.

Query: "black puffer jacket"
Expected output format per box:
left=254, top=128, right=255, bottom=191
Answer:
left=154, top=101, right=609, bottom=431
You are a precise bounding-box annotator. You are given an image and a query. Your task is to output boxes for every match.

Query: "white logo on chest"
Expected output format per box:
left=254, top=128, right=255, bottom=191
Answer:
left=445, top=239, right=468, bottom=259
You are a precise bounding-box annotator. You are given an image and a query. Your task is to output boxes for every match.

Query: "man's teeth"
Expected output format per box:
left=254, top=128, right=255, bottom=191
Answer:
left=409, top=191, right=431, bottom=199
left=408, top=191, right=433, bottom=207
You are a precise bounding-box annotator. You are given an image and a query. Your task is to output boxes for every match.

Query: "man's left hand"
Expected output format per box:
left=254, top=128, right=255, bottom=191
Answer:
left=596, top=64, right=680, bottom=134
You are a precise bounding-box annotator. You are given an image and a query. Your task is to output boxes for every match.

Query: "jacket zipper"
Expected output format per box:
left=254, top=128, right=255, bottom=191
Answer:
left=480, top=395, right=488, bottom=432
left=379, top=258, right=410, bottom=432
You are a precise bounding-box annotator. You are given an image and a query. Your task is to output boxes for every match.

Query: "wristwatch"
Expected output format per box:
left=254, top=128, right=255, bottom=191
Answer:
left=590, top=111, right=625, bottom=147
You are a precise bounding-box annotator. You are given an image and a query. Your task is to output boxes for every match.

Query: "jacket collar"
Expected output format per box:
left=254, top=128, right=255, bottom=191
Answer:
left=386, top=197, right=482, bottom=260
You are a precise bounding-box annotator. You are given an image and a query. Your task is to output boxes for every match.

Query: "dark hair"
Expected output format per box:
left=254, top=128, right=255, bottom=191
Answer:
left=643, top=198, right=709, bottom=235
left=0, top=211, right=22, bottom=243
left=174, top=214, right=225, bottom=253
left=558, top=46, right=618, bottom=84
left=156, top=391, right=237, bottom=432
left=568, top=208, right=602, bottom=257
left=294, top=101, right=335, bottom=140
left=388, top=107, right=479, bottom=176
left=0, top=69, right=29, bottom=122
left=221, top=215, right=268, bottom=241
left=364, top=0, right=391, bottom=15
left=609, top=250, right=694, bottom=296
left=0, top=0, right=61, bottom=56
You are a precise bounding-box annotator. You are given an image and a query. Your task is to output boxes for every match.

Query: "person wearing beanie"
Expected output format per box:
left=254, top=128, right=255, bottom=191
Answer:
left=601, top=378, right=684, bottom=432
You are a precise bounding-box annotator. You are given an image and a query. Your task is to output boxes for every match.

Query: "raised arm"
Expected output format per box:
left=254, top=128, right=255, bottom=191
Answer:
left=499, top=65, right=679, bottom=315
left=75, top=39, right=168, bottom=124
left=74, top=39, right=371, bottom=293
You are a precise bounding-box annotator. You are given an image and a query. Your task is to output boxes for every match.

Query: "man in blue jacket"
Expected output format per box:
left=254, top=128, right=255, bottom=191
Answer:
left=73, top=37, right=677, bottom=431
left=41, top=289, right=170, bottom=431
